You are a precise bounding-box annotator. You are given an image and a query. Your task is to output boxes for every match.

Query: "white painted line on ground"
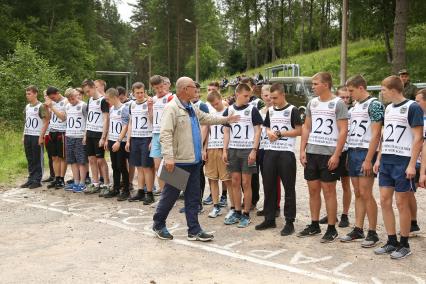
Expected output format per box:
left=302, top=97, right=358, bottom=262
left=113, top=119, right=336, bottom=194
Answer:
left=26, top=203, right=90, bottom=219
left=172, top=239, right=358, bottom=284
left=94, top=219, right=139, bottom=232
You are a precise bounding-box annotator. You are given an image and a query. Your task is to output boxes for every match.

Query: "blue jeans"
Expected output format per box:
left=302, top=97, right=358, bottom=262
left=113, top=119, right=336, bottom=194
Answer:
left=153, top=163, right=202, bottom=235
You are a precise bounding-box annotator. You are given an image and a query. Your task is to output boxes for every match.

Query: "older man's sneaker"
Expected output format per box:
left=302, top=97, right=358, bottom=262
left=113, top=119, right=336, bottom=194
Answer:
left=28, top=183, right=42, bottom=189
left=390, top=246, right=412, bottom=259
left=297, top=224, right=321, bottom=237
left=320, top=229, right=338, bottom=243
left=340, top=228, right=364, bottom=242
left=255, top=220, right=276, bottom=230
left=281, top=222, right=295, bottom=236
left=20, top=180, right=32, bottom=188
left=361, top=231, right=380, bottom=248
left=153, top=227, right=173, bottom=240
left=374, top=242, right=398, bottom=255
left=188, top=231, right=214, bottom=242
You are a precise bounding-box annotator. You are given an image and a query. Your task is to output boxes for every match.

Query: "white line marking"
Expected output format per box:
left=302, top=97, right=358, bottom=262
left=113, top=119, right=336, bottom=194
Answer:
left=316, top=262, right=354, bottom=278
left=172, top=239, right=357, bottom=284
left=94, top=219, right=139, bottom=232
left=371, top=277, right=383, bottom=284
left=210, top=240, right=243, bottom=251
left=390, top=272, right=425, bottom=284
left=290, top=251, right=333, bottom=265
left=26, top=204, right=90, bottom=219
left=247, top=249, right=288, bottom=259
left=1, top=198, right=21, bottom=203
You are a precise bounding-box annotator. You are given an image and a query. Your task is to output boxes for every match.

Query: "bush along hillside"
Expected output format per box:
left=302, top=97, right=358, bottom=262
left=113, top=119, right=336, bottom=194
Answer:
left=203, top=24, right=426, bottom=88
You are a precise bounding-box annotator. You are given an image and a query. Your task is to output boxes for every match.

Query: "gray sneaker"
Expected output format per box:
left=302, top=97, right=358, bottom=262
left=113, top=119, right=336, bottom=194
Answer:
left=374, top=243, right=398, bottom=255
left=340, top=228, right=364, bottom=242
left=98, top=184, right=110, bottom=197
left=84, top=183, right=100, bottom=194
left=390, top=246, right=412, bottom=259
left=361, top=231, right=379, bottom=248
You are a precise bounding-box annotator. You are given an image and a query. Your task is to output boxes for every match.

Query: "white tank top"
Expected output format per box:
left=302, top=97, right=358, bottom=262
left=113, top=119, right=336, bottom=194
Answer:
left=109, top=104, right=126, bottom=142
left=86, top=97, right=106, bottom=132
left=228, top=105, right=255, bottom=149
left=348, top=97, right=377, bottom=149
left=24, top=102, right=43, bottom=136
left=259, top=112, right=269, bottom=150
left=267, top=105, right=297, bottom=152
left=207, top=109, right=225, bottom=149
left=308, top=97, right=340, bottom=147
left=382, top=100, right=415, bottom=157
left=130, top=100, right=153, bottom=138
left=49, top=98, right=67, bottom=132
left=65, top=101, right=86, bottom=138
left=152, top=94, right=172, bottom=134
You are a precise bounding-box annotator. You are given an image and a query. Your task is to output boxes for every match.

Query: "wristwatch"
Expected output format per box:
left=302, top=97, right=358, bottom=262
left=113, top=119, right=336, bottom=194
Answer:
left=275, top=130, right=282, bottom=138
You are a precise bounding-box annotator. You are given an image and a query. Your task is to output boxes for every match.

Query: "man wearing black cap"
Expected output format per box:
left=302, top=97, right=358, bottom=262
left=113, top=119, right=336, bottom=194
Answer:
left=399, top=69, right=417, bottom=100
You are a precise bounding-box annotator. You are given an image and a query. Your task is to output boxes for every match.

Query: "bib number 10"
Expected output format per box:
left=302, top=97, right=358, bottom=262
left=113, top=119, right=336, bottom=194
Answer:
left=111, top=121, right=123, bottom=134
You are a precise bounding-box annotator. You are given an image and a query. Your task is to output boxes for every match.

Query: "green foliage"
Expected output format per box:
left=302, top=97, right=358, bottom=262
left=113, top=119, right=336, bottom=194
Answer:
left=225, top=48, right=246, bottom=75
left=185, top=44, right=221, bottom=80
left=0, top=42, right=70, bottom=123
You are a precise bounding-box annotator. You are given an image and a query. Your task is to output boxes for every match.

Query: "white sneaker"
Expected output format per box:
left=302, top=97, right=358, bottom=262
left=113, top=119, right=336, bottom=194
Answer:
left=225, top=209, right=235, bottom=220
left=208, top=207, right=222, bottom=218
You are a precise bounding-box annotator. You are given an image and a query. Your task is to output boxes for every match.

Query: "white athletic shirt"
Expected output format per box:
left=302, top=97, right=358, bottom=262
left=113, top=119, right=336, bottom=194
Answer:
left=130, top=100, right=152, bottom=138
left=416, top=115, right=426, bottom=163
left=49, top=98, right=67, bottom=132
left=344, top=108, right=351, bottom=151
left=382, top=100, right=415, bottom=157
left=24, top=102, right=43, bottom=136
left=259, top=111, right=269, bottom=150
left=267, top=105, right=297, bottom=152
left=228, top=105, right=255, bottom=149
left=152, top=93, right=172, bottom=134
left=109, top=104, right=127, bottom=142
left=348, top=97, right=377, bottom=149
left=308, top=97, right=340, bottom=147
left=65, top=101, right=86, bottom=138
left=86, top=97, right=105, bottom=133
left=207, top=109, right=225, bottom=149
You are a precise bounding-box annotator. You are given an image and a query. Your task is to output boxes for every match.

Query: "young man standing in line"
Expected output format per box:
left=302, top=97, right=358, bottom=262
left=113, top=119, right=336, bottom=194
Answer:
left=339, top=75, right=383, bottom=248
left=150, top=75, right=173, bottom=196
left=204, top=91, right=233, bottom=218
left=44, top=87, right=68, bottom=189
left=373, top=76, right=423, bottom=259
left=21, top=85, right=49, bottom=189
left=223, top=83, right=263, bottom=228
left=255, top=83, right=302, bottom=236
left=48, top=88, right=88, bottom=193
left=299, top=72, right=348, bottom=243
left=82, top=79, right=111, bottom=195
left=125, top=82, right=156, bottom=204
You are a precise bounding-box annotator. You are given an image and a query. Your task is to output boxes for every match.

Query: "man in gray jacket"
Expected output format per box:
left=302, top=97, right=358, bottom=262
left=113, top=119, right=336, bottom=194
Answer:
left=153, top=77, right=239, bottom=242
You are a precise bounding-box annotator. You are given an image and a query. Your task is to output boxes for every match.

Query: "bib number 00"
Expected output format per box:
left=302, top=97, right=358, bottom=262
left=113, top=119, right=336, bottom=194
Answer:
left=25, top=117, right=39, bottom=129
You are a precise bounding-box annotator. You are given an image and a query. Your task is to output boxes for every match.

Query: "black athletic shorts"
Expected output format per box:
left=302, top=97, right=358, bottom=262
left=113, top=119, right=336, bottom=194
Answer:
left=86, top=136, right=105, bottom=158
left=304, top=153, right=340, bottom=182
left=337, top=150, right=349, bottom=178
left=47, top=132, right=65, bottom=158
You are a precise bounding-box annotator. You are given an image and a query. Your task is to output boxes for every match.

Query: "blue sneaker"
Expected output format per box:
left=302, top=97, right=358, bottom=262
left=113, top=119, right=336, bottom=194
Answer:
left=64, top=183, right=75, bottom=191
left=238, top=214, right=251, bottom=228
left=203, top=195, right=213, bottom=205
left=153, top=227, right=173, bottom=240
left=224, top=212, right=241, bottom=225
left=73, top=184, right=84, bottom=193
left=219, top=195, right=228, bottom=207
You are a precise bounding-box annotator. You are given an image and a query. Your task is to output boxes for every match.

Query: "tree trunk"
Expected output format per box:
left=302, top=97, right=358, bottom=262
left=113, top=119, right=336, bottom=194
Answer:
left=308, top=0, right=313, bottom=51
left=340, top=0, right=348, bottom=85
left=254, top=0, right=259, bottom=68
left=287, top=0, right=292, bottom=55
left=381, top=0, right=393, bottom=63
left=392, top=0, right=409, bottom=74
left=299, top=0, right=305, bottom=54
left=167, top=17, right=171, bottom=77
left=243, top=0, right=252, bottom=69
left=265, top=0, right=270, bottom=64
left=319, top=0, right=325, bottom=49
left=176, top=20, right=180, bottom=77
left=271, top=0, right=277, bottom=61
left=280, top=0, right=284, bottom=56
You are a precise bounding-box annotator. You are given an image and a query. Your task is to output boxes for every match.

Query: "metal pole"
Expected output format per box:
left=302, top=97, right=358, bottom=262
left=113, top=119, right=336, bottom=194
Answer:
left=195, top=27, right=199, bottom=82
left=340, top=0, right=348, bottom=85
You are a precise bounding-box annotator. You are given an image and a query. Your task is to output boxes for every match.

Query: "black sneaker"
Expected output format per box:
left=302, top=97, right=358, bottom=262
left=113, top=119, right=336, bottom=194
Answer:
left=103, top=189, right=119, bottom=198
left=128, top=190, right=145, bottom=202
left=255, top=220, right=277, bottom=231
left=153, top=227, right=173, bottom=240
left=281, top=222, right=295, bottom=236
left=47, top=180, right=57, bottom=189
left=319, top=215, right=338, bottom=224
left=320, top=229, right=338, bottom=243
left=117, top=191, right=130, bottom=201
left=187, top=231, right=214, bottom=242
left=256, top=210, right=265, bottom=216
left=338, top=214, right=349, bottom=228
left=55, top=179, right=65, bottom=189
left=340, top=228, right=365, bottom=242
left=297, top=224, right=321, bottom=238
left=361, top=231, right=380, bottom=248
left=143, top=192, right=155, bottom=205
left=42, top=176, right=55, bottom=183
left=20, top=180, right=32, bottom=188
left=28, top=183, right=42, bottom=189
left=409, top=224, right=420, bottom=237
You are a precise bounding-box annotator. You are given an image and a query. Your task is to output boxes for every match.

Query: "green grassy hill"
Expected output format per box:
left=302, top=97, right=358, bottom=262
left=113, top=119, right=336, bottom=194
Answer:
left=204, top=24, right=426, bottom=89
